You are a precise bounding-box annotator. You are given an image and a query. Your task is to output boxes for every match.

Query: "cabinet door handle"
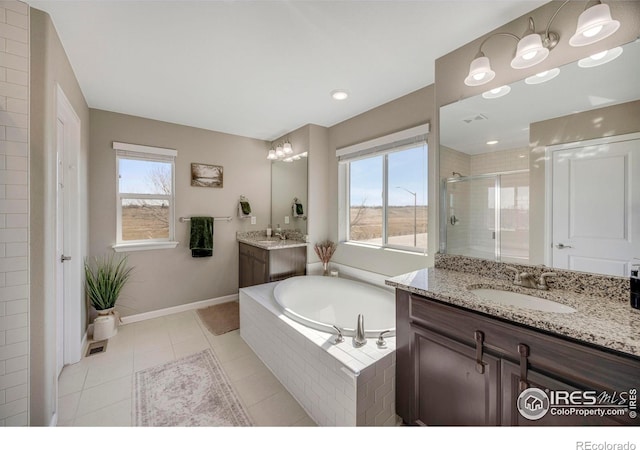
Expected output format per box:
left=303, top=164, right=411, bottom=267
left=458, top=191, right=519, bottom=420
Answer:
left=474, top=330, right=485, bottom=374
left=518, top=344, right=530, bottom=392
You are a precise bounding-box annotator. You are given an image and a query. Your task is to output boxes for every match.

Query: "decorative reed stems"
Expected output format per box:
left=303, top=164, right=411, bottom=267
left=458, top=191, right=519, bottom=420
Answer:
left=314, top=240, right=337, bottom=275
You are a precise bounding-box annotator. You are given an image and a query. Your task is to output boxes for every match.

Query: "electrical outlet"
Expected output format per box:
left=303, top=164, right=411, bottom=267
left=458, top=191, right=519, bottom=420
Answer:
left=284, top=216, right=289, bottom=224
left=251, top=216, right=256, bottom=225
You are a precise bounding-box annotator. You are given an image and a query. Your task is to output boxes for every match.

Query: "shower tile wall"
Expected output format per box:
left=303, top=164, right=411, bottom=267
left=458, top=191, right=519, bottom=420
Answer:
left=469, top=148, right=530, bottom=260
left=440, top=147, right=470, bottom=253
left=0, top=0, right=30, bottom=427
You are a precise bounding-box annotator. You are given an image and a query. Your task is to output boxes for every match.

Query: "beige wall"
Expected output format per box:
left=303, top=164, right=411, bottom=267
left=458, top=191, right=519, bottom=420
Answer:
left=29, top=7, right=91, bottom=426
left=327, top=86, right=435, bottom=275
left=89, top=110, right=270, bottom=317
left=435, top=0, right=640, bottom=260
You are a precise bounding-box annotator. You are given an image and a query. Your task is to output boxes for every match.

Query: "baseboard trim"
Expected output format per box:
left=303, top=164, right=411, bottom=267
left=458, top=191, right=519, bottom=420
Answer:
left=120, top=293, right=239, bottom=324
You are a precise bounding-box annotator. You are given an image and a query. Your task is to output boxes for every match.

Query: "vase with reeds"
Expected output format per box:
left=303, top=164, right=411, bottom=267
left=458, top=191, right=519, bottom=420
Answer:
left=314, top=240, right=337, bottom=276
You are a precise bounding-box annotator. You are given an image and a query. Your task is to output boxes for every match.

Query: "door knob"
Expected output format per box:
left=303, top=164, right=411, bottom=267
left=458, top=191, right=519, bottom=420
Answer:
left=61, top=254, right=72, bottom=262
left=555, top=243, right=572, bottom=249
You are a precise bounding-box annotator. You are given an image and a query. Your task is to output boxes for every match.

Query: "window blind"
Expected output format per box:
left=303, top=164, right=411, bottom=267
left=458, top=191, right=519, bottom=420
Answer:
left=336, top=123, right=429, bottom=162
left=113, top=141, right=177, bottom=161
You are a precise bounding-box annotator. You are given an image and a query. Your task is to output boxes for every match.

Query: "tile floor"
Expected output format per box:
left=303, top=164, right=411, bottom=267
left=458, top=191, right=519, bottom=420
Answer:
left=56, top=308, right=316, bottom=427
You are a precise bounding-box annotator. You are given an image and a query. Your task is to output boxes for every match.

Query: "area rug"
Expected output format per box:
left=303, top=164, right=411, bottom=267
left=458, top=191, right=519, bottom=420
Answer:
left=196, top=301, right=239, bottom=336
left=134, top=349, right=252, bottom=426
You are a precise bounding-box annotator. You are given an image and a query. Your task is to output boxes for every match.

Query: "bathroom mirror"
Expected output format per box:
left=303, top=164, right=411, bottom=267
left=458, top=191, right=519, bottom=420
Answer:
left=271, top=157, right=308, bottom=235
left=439, top=38, right=640, bottom=277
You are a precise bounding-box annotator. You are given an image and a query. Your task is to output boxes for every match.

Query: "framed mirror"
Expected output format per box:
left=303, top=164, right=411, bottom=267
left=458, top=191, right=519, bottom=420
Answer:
left=271, top=156, right=308, bottom=235
left=439, top=38, right=640, bottom=276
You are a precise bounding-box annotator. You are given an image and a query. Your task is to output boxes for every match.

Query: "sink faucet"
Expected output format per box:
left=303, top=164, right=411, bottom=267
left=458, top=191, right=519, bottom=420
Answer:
left=505, top=266, right=556, bottom=290
left=353, top=314, right=366, bottom=347
left=274, top=230, right=287, bottom=240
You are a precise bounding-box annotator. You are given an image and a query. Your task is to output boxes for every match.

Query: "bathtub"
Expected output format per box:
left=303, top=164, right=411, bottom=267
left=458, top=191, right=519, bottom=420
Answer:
left=273, top=275, right=395, bottom=338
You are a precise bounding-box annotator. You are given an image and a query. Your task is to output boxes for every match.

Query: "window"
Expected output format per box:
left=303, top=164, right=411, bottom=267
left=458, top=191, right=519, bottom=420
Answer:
left=338, top=125, right=429, bottom=252
left=113, top=142, right=178, bottom=251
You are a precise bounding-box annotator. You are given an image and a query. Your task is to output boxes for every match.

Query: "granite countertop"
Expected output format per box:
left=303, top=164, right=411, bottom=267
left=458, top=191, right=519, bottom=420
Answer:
left=237, top=236, right=308, bottom=251
left=386, top=268, right=640, bottom=358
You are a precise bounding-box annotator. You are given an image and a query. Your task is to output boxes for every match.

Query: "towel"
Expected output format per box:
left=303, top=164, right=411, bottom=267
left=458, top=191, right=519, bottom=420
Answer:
left=293, top=202, right=304, bottom=217
left=189, top=216, right=214, bottom=257
left=239, top=201, right=251, bottom=217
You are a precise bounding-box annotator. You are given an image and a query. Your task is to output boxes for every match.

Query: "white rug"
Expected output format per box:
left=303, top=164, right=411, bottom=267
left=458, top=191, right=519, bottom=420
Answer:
left=134, top=349, right=252, bottom=426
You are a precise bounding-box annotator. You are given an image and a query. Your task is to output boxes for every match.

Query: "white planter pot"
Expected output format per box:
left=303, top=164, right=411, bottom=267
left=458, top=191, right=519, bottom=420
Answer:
left=93, top=314, right=117, bottom=341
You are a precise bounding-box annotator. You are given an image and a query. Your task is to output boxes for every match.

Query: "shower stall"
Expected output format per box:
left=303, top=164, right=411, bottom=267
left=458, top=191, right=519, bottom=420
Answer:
left=440, top=169, right=529, bottom=263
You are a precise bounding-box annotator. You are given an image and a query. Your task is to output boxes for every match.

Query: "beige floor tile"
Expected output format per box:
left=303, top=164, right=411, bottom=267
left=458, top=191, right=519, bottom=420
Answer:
left=168, top=323, right=206, bottom=345
left=74, top=398, right=132, bottom=427
left=133, top=330, right=172, bottom=354
left=57, top=392, right=81, bottom=422
left=232, top=369, right=285, bottom=407
left=208, top=330, right=254, bottom=362
left=247, top=389, right=307, bottom=426
left=84, top=354, right=134, bottom=389
left=75, top=375, right=132, bottom=417
left=133, top=345, right=176, bottom=372
left=172, top=335, right=211, bottom=359
left=221, top=352, right=271, bottom=382
left=58, top=364, right=88, bottom=397
left=292, top=415, right=317, bottom=426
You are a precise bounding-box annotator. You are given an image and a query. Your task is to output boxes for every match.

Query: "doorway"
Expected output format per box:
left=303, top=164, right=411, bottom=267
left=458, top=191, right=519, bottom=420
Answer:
left=548, top=133, right=640, bottom=276
left=55, top=85, right=83, bottom=381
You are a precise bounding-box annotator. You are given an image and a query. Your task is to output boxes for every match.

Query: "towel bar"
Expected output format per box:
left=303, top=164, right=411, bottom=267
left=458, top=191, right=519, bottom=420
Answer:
left=179, top=216, right=232, bottom=223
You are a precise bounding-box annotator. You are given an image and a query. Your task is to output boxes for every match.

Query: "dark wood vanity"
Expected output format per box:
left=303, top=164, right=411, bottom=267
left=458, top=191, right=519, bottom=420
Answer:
left=238, top=241, right=306, bottom=288
left=396, top=289, right=639, bottom=426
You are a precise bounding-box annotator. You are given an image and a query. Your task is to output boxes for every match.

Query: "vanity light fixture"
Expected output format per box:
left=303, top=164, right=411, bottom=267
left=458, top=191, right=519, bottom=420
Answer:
left=283, top=139, right=293, bottom=155
left=267, top=148, right=277, bottom=160
left=577, top=46, right=623, bottom=68
left=267, top=139, right=295, bottom=160
left=464, top=0, right=620, bottom=86
left=525, top=67, right=561, bottom=85
left=569, top=2, right=620, bottom=47
left=482, top=85, right=511, bottom=99
left=275, top=144, right=284, bottom=158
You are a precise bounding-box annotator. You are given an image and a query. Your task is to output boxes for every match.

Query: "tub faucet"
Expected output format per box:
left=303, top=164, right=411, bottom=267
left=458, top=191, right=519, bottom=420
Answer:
left=353, top=314, right=366, bottom=347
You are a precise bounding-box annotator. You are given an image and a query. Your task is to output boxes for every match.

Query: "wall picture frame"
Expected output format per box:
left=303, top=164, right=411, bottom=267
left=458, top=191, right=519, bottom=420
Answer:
left=191, top=163, right=223, bottom=188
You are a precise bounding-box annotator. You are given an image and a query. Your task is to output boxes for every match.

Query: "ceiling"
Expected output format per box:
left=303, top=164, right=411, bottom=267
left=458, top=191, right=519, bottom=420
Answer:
left=26, top=1, right=548, bottom=141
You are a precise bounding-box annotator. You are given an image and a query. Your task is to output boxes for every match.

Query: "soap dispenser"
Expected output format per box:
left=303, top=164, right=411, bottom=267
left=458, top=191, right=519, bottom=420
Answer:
left=631, top=261, right=640, bottom=310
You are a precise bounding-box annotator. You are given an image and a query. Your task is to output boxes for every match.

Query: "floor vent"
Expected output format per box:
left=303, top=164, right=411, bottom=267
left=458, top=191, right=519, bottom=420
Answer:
left=86, top=340, right=108, bottom=357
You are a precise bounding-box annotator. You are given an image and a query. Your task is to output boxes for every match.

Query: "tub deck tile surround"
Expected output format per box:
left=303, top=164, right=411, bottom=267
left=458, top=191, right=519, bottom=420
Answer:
left=240, top=282, right=397, bottom=426
left=386, top=254, right=640, bottom=358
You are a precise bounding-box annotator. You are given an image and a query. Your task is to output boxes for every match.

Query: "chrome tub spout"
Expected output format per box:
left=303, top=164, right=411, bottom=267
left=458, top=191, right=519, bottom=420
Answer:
left=353, top=314, right=366, bottom=347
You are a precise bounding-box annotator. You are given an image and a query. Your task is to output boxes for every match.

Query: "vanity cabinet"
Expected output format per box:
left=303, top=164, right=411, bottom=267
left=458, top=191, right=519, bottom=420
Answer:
left=238, top=242, right=306, bottom=288
left=396, top=289, right=639, bottom=426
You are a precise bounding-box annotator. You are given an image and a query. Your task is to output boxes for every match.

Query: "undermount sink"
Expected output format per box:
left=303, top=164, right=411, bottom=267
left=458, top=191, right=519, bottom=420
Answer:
left=469, top=288, right=576, bottom=314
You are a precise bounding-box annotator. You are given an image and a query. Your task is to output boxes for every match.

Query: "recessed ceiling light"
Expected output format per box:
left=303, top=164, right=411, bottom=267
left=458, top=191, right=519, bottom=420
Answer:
left=578, top=46, right=623, bottom=68
left=486, top=140, right=499, bottom=145
left=525, top=67, right=561, bottom=85
left=331, top=90, right=349, bottom=100
left=482, top=85, right=511, bottom=99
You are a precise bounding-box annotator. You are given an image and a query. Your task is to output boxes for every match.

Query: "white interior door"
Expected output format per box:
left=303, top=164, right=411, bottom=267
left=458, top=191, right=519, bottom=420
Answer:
left=55, top=118, right=65, bottom=377
left=551, top=136, right=640, bottom=276
left=56, top=85, right=83, bottom=375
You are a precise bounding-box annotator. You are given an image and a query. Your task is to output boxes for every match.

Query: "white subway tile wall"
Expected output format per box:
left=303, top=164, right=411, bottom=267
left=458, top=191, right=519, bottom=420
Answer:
left=0, top=0, right=29, bottom=427
left=240, top=284, right=397, bottom=426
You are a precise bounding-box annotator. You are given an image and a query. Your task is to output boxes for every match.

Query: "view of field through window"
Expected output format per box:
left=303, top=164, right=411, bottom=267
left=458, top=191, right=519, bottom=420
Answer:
left=349, top=144, right=428, bottom=249
left=119, top=158, right=172, bottom=241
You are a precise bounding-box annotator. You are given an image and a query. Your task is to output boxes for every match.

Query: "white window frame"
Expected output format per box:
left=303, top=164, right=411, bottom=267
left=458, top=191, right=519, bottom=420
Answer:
left=337, top=124, right=429, bottom=254
left=112, top=141, right=179, bottom=252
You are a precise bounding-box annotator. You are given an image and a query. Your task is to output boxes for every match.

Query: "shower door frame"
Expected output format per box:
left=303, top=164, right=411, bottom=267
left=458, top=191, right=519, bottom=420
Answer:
left=440, top=169, right=529, bottom=262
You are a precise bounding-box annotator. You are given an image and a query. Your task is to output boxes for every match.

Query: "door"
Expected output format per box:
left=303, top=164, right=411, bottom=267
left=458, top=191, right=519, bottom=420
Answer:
left=55, top=85, right=83, bottom=375
left=411, top=326, right=500, bottom=426
left=551, top=136, right=640, bottom=276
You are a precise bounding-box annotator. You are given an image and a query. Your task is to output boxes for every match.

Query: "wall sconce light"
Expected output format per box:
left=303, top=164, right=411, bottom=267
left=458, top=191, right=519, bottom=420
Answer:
left=464, top=0, right=620, bottom=86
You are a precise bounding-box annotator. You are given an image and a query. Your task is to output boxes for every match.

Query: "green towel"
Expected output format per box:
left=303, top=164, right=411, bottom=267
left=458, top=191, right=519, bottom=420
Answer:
left=295, top=202, right=304, bottom=216
left=240, top=201, right=251, bottom=215
left=189, top=216, right=214, bottom=257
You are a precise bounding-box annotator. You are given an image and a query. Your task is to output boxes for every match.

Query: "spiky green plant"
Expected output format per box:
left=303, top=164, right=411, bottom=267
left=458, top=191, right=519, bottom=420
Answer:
left=84, top=254, right=133, bottom=311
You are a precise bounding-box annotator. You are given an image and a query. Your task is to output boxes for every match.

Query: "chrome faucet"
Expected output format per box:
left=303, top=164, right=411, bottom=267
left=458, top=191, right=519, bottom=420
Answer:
left=537, top=272, right=556, bottom=290
left=274, top=230, right=287, bottom=240
left=332, top=325, right=344, bottom=344
left=353, top=314, right=366, bottom=347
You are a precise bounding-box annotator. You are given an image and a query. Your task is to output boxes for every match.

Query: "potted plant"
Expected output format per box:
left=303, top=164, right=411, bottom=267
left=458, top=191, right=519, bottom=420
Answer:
left=85, top=254, right=133, bottom=340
